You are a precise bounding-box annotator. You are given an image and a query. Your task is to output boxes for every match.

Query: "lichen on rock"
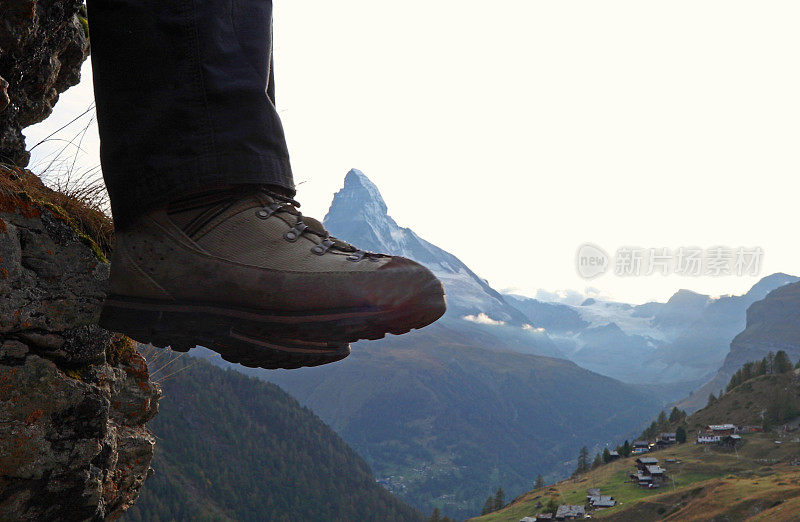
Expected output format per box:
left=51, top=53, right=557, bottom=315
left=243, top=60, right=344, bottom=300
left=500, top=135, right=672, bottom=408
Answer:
left=0, top=167, right=160, bottom=520
left=0, top=1, right=162, bottom=519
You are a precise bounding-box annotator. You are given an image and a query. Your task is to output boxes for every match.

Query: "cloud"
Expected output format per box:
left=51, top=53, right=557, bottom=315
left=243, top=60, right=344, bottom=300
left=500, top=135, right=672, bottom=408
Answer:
left=463, top=313, right=505, bottom=326
left=522, top=324, right=546, bottom=333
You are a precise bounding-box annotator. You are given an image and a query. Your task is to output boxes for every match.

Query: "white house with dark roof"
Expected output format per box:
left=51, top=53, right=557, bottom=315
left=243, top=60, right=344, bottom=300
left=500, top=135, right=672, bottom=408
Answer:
left=707, top=424, right=736, bottom=435
left=697, top=434, right=721, bottom=444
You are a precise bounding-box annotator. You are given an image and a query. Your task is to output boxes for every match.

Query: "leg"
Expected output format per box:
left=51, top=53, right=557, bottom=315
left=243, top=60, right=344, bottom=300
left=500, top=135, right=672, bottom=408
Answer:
left=90, top=0, right=446, bottom=370
left=87, top=0, right=293, bottom=229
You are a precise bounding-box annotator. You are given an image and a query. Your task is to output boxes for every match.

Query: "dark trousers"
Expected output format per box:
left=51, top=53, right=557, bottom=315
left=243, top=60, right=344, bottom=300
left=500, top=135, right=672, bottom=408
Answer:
left=87, top=0, right=294, bottom=228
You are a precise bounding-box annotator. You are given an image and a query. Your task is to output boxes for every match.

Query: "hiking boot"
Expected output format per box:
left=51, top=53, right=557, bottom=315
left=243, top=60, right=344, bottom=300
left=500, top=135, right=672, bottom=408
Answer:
left=99, top=187, right=446, bottom=368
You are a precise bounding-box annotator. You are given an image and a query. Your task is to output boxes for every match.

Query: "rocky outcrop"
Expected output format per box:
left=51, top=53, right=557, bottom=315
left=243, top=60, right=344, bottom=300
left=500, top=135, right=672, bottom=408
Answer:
left=0, top=0, right=89, bottom=166
left=677, top=281, right=800, bottom=412
left=0, top=167, right=160, bottom=520
left=0, top=2, right=159, bottom=518
left=724, top=282, right=800, bottom=368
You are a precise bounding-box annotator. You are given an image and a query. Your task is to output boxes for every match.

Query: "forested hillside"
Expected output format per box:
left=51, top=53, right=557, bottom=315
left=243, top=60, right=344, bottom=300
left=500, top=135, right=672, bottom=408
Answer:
left=124, top=356, right=421, bottom=522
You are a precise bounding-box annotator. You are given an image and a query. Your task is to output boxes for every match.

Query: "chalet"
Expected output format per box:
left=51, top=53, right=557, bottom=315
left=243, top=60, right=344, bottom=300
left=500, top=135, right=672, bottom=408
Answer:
left=608, top=450, right=620, bottom=460
left=588, top=495, right=616, bottom=508
left=586, top=488, right=601, bottom=498
left=631, top=456, right=667, bottom=487
left=519, top=517, right=537, bottom=522
left=697, top=434, right=721, bottom=444
left=707, top=424, right=736, bottom=436
left=632, top=471, right=653, bottom=487
left=660, top=432, right=677, bottom=443
left=635, top=457, right=659, bottom=471
left=644, top=465, right=666, bottom=479
left=632, top=440, right=650, bottom=453
left=555, top=505, right=585, bottom=520
left=654, top=439, right=671, bottom=450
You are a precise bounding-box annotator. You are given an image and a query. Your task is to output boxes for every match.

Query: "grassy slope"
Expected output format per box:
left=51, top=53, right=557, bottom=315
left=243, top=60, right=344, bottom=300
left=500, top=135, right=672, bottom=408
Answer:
left=684, top=372, right=800, bottom=430
left=472, top=372, right=800, bottom=521
left=472, top=433, right=800, bottom=521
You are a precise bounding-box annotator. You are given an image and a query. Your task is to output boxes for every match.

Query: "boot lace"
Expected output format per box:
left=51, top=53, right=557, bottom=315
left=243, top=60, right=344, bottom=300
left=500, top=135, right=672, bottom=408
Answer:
left=257, top=189, right=385, bottom=262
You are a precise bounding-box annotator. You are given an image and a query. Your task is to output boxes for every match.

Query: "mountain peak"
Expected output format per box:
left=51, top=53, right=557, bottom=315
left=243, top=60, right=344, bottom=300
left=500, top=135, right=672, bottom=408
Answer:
left=325, top=168, right=388, bottom=222
left=322, top=169, right=538, bottom=330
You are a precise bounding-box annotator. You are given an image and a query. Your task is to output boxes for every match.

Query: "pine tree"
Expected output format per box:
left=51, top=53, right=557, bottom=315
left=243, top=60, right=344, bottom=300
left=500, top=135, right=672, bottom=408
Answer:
left=707, top=392, right=717, bottom=406
left=544, top=498, right=559, bottom=514
left=481, top=496, right=495, bottom=515
left=743, top=361, right=755, bottom=380
left=493, top=487, right=505, bottom=511
left=668, top=407, right=684, bottom=424
left=622, top=440, right=631, bottom=457
left=774, top=350, right=792, bottom=373
left=602, top=447, right=611, bottom=463
left=676, top=425, right=687, bottom=444
left=592, top=453, right=602, bottom=469
left=428, top=507, right=441, bottom=522
left=766, top=386, right=797, bottom=425
left=574, top=446, right=590, bottom=475
left=657, top=410, right=668, bottom=430
left=534, top=475, right=545, bottom=490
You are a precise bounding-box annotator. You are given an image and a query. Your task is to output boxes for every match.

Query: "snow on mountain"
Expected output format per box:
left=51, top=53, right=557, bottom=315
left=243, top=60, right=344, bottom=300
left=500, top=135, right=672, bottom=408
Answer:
left=324, top=169, right=529, bottom=324
left=323, top=169, right=558, bottom=355
left=573, top=299, right=668, bottom=341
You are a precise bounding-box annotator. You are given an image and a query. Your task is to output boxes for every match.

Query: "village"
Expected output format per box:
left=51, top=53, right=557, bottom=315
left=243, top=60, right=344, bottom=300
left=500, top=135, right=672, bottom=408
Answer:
left=515, top=423, right=754, bottom=521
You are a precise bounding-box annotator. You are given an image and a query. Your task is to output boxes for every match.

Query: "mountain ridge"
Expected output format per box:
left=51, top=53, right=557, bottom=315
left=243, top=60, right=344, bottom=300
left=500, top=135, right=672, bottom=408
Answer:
left=677, top=279, right=800, bottom=411
left=504, top=273, right=799, bottom=391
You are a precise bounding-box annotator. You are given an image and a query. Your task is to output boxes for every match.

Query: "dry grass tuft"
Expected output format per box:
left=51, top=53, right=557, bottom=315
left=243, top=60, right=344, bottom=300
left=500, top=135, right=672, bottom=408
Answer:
left=0, top=164, right=114, bottom=256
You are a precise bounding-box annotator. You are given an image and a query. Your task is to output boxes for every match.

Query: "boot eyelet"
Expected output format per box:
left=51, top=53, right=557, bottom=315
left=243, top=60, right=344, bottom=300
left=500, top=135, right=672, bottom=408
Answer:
left=347, top=250, right=366, bottom=262
left=256, top=203, right=281, bottom=219
left=284, top=222, right=308, bottom=242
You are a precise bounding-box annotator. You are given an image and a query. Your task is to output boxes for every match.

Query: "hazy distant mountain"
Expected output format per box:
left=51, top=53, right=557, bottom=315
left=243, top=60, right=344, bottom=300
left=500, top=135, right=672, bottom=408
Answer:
left=504, top=274, right=798, bottom=390
left=677, top=279, right=800, bottom=412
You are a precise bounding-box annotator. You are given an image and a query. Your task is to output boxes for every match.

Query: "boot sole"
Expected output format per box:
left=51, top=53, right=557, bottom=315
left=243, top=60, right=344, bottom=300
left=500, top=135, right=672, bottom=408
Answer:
left=100, top=279, right=446, bottom=346
left=100, top=306, right=351, bottom=370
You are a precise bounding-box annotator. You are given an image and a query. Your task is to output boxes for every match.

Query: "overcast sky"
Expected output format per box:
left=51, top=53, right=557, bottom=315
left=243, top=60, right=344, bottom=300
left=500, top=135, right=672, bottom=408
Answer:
left=25, top=1, right=800, bottom=304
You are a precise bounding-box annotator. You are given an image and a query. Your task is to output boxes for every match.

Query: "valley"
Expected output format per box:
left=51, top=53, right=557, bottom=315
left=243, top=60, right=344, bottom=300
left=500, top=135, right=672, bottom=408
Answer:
left=475, top=368, right=800, bottom=521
